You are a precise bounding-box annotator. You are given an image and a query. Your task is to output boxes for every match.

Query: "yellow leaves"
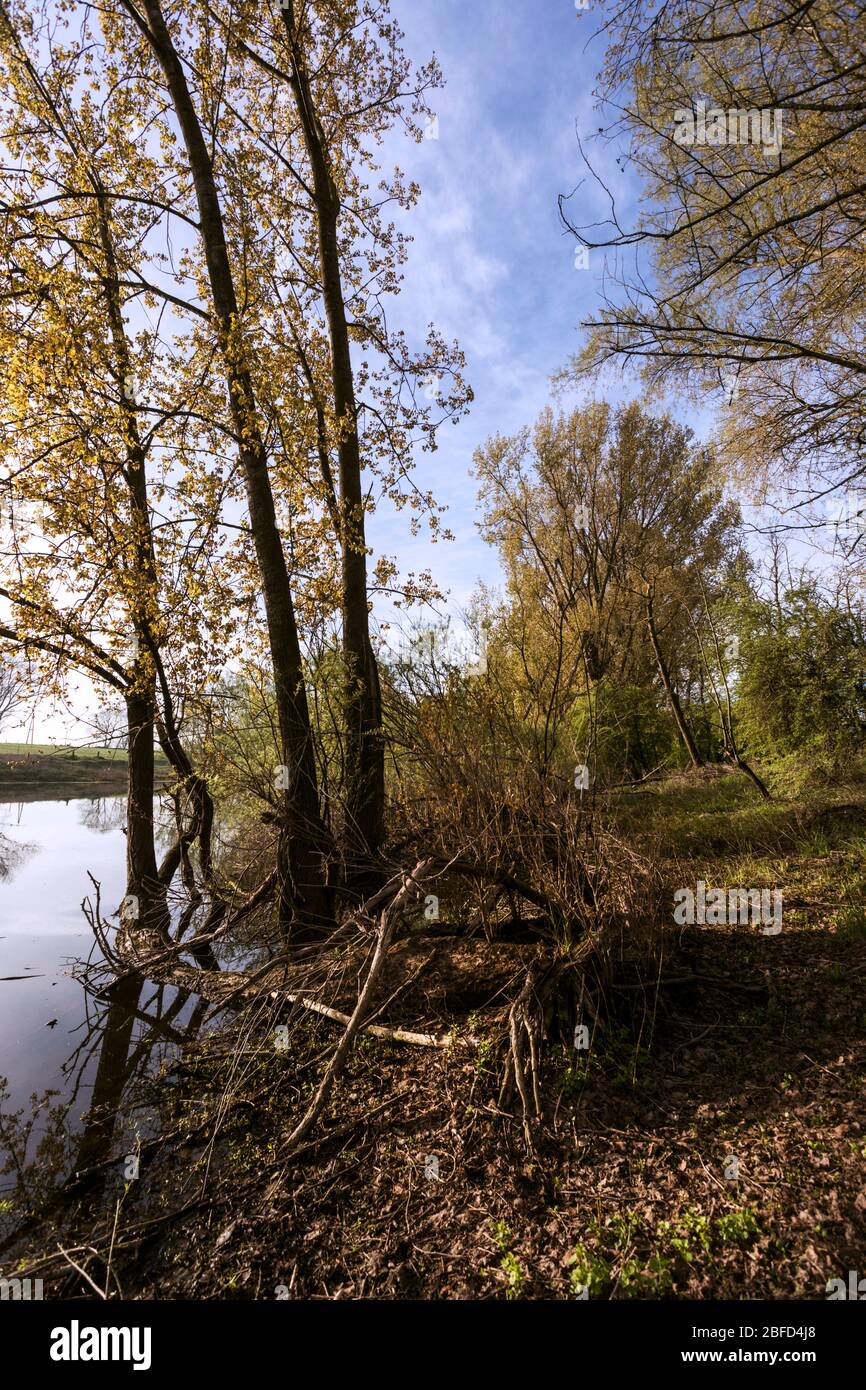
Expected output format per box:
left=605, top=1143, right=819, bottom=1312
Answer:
left=0, top=0, right=473, bottom=731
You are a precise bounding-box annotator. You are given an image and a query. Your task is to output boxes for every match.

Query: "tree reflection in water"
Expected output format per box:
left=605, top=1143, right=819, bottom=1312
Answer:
left=0, top=829, right=36, bottom=883
left=0, top=971, right=208, bottom=1247
left=76, top=798, right=127, bottom=835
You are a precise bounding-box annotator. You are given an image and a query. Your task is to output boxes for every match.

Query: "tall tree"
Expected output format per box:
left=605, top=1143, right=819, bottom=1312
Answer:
left=0, top=3, right=232, bottom=933
left=562, top=0, right=866, bottom=547
left=476, top=402, right=742, bottom=770
left=279, top=0, right=385, bottom=862
left=117, top=0, right=333, bottom=931
left=226, top=0, right=470, bottom=867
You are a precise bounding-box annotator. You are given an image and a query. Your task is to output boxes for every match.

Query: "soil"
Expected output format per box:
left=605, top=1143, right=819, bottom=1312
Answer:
left=5, top=922, right=864, bottom=1300
left=3, top=772, right=865, bottom=1301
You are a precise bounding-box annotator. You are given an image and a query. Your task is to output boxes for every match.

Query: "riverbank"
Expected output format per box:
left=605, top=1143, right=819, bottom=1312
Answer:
left=0, top=745, right=166, bottom=795
left=2, top=767, right=864, bottom=1299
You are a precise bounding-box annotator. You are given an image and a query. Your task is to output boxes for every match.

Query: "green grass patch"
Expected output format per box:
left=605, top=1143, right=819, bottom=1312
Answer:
left=566, top=1204, right=761, bottom=1298
left=0, top=741, right=128, bottom=759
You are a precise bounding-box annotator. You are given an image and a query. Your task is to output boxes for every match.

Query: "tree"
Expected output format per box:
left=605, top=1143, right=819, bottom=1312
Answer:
left=733, top=574, right=866, bottom=770
left=561, top=0, right=866, bottom=545
left=216, top=0, right=470, bottom=866
left=0, top=660, right=21, bottom=732
left=90, top=704, right=126, bottom=751
left=106, top=0, right=470, bottom=912
left=0, top=0, right=470, bottom=941
left=475, top=401, right=742, bottom=773
left=114, top=0, right=334, bottom=933
left=0, top=2, right=232, bottom=934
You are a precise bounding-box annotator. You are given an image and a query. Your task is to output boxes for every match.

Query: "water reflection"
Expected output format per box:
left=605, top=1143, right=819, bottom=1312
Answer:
left=71, top=973, right=208, bottom=1184
left=0, top=971, right=208, bottom=1242
left=77, top=798, right=126, bottom=835
left=0, top=790, right=216, bottom=1243
left=0, top=829, right=36, bottom=883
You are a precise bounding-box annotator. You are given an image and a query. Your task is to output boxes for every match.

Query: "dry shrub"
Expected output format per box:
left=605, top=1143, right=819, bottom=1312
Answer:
left=381, top=663, right=667, bottom=1139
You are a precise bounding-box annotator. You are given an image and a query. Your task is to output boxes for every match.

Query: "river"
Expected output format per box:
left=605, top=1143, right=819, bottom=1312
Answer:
left=0, top=790, right=209, bottom=1230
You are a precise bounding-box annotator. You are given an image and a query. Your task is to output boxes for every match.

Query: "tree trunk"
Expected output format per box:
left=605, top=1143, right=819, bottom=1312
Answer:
left=280, top=0, right=385, bottom=867
left=125, top=684, right=170, bottom=939
left=132, top=0, right=332, bottom=932
left=90, top=184, right=169, bottom=940
left=726, top=748, right=772, bottom=800
left=646, top=593, right=704, bottom=769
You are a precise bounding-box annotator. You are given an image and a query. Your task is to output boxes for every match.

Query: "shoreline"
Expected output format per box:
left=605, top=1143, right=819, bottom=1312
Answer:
left=0, top=750, right=167, bottom=797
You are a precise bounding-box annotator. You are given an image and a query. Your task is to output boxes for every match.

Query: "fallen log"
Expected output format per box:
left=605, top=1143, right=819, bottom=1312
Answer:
left=270, top=991, right=452, bottom=1048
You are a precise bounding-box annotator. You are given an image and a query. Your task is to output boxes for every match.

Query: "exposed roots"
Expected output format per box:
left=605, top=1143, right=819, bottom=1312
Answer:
left=496, top=951, right=596, bottom=1147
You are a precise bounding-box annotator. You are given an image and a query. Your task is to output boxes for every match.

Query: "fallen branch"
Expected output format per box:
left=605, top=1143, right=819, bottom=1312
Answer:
left=283, top=859, right=435, bottom=1152
left=271, top=990, right=451, bottom=1048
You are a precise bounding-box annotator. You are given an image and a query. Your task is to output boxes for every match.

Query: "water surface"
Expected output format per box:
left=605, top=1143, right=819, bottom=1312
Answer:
left=0, top=791, right=207, bottom=1220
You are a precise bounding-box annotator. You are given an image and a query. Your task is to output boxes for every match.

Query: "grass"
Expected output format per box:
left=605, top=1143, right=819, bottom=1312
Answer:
left=609, top=764, right=866, bottom=861
left=609, top=765, right=866, bottom=947
left=0, top=741, right=169, bottom=766
left=0, top=740, right=170, bottom=789
left=0, top=741, right=129, bottom=761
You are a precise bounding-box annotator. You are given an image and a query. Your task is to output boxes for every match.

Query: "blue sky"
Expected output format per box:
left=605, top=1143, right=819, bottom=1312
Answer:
left=372, top=2, right=855, bottom=646
left=366, top=0, right=640, bottom=620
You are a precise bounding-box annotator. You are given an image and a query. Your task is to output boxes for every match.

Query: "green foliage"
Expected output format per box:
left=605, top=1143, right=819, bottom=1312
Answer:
left=491, top=1220, right=526, bottom=1299
left=565, top=1205, right=761, bottom=1297
left=715, top=1207, right=760, bottom=1245
left=733, top=583, right=866, bottom=775
left=568, top=679, right=683, bottom=781
left=657, top=1207, right=712, bottom=1262
left=835, top=905, right=866, bottom=941
left=568, top=1243, right=611, bottom=1296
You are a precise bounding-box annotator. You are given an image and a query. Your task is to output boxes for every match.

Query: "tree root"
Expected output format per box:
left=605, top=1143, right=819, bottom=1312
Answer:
left=497, top=955, right=575, bottom=1148
left=283, top=859, right=435, bottom=1152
